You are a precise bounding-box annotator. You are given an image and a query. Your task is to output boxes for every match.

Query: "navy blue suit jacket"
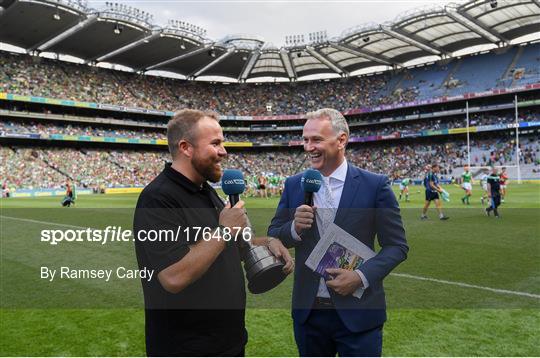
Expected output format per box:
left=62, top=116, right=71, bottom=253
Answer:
left=267, top=164, right=408, bottom=332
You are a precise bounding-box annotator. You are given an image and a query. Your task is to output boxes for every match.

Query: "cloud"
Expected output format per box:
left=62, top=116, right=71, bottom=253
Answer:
left=88, top=0, right=444, bottom=45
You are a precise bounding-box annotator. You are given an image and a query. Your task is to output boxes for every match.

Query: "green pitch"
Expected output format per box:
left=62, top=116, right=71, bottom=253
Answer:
left=1, top=184, right=539, bottom=356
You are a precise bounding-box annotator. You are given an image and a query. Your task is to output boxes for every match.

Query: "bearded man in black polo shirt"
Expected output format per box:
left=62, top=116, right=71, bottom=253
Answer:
left=133, top=109, right=293, bottom=356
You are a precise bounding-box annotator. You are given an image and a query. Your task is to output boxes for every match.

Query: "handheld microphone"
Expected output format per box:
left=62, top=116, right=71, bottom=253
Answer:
left=221, top=169, right=245, bottom=206
left=301, top=169, right=322, bottom=206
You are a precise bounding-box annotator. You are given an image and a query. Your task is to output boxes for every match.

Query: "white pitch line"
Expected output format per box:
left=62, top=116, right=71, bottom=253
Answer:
left=391, top=273, right=540, bottom=299
left=1, top=215, right=88, bottom=230
left=2, top=215, right=539, bottom=300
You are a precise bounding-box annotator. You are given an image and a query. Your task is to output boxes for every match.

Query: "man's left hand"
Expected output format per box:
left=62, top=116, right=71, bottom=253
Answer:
left=267, top=238, right=295, bottom=275
left=325, top=268, right=363, bottom=296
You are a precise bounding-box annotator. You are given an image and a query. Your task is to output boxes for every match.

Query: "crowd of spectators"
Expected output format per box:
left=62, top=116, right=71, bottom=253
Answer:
left=350, top=141, right=473, bottom=179
left=0, top=147, right=170, bottom=189
left=1, top=52, right=395, bottom=115
left=351, top=136, right=539, bottom=179
left=2, top=134, right=537, bottom=190
left=0, top=147, right=71, bottom=189
left=0, top=54, right=148, bottom=108
left=377, top=88, right=418, bottom=106
left=1, top=109, right=536, bottom=144
left=231, top=150, right=307, bottom=176
left=0, top=120, right=166, bottom=140
left=3, top=47, right=539, bottom=194
left=36, top=148, right=148, bottom=188
left=470, top=136, right=539, bottom=167
left=3, top=46, right=539, bottom=117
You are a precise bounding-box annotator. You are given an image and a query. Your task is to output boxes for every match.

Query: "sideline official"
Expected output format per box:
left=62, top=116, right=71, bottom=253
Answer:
left=133, top=109, right=292, bottom=356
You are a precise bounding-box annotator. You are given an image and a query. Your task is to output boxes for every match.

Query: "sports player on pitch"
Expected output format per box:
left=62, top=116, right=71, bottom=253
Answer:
left=399, top=177, right=411, bottom=202
left=460, top=165, right=473, bottom=205
left=257, top=173, right=268, bottom=199
left=500, top=167, right=509, bottom=202
left=480, top=169, right=489, bottom=205
left=421, top=163, right=449, bottom=220
left=486, top=166, right=502, bottom=218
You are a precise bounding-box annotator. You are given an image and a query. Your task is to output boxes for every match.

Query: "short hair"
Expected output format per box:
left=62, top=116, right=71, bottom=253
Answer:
left=166, top=109, right=219, bottom=159
left=306, top=108, right=349, bottom=138
left=502, top=167, right=506, bottom=170
left=432, top=163, right=439, bottom=168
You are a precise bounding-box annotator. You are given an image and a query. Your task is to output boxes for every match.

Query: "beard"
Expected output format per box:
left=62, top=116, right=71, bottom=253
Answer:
left=192, top=152, right=222, bottom=183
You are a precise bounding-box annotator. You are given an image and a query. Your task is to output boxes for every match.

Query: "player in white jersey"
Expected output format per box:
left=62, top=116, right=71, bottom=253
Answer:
left=480, top=170, right=489, bottom=205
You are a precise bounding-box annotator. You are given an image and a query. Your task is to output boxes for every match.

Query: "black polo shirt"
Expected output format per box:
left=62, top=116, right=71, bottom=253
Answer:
left=133, top=163, right=247, bottom=356
left=487, top=174, right=501, bottom=195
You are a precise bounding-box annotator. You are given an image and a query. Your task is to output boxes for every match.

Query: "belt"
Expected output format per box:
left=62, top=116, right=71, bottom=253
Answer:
left=313, top=297, right=334, bottom=309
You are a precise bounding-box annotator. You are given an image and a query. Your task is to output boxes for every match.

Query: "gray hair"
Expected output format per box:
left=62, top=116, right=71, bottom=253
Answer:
left=306, top=108, right=349, bottom=139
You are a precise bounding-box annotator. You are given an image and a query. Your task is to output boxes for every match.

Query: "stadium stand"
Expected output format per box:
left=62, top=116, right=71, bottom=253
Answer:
left=1, top=14, right=539, bottom=192
left=2, top=45, right=538, bottom=116
left=1, top=108, right=537, bottom=144
left=2, top=133, right=538, bottom=191
left=395, top=63, right=451, bottom=100
left=508, top=43, right=540, bottom=86
left=0, top=146, right=68, bottom=189
left=445, top=48, right=518, bottom=95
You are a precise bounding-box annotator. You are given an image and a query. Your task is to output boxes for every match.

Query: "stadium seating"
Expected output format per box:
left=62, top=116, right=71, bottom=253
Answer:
left=2, top=133, right=537, bottom=190
left=1, top=44, right=539, bottom=191
left=395, top=63, right=451, bottom=100
left=510, top=43, right=540, bottom=87
left=0, top=147, right=69, bottom=189
left=0, top=109, right=535, bottom=144
left=1, top=43, right=538, bottom=116
left=445, top=48, right=518, bottom=95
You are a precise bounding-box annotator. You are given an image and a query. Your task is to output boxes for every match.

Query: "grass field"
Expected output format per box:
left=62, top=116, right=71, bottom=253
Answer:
left=1, top=184, right=539, bottom=356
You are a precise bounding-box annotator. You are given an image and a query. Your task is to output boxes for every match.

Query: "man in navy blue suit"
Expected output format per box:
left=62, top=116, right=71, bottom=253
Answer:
left=268, top=108, right=409, bottom=356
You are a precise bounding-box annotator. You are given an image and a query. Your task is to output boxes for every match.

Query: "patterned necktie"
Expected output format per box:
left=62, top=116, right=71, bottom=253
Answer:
left=318, top=177, right=336, bottom=237
left=316, top=177, right=337, bottom=298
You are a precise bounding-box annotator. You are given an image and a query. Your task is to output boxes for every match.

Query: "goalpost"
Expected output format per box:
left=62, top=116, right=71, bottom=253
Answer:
left=464, top=95, right=522, bottom=184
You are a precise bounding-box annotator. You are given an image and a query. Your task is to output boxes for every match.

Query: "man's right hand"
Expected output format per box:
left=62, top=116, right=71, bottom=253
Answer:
left=294, top=205, right=315, bottom=235
left=219, top=200, right=248, bottom=231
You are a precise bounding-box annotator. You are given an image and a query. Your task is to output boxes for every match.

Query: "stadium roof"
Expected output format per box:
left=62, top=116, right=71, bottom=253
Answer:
left=1, top=0, right=539, bottom=81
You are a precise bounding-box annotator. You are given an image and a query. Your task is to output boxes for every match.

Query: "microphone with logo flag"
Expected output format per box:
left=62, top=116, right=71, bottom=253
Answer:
left=221, top=169, right=245, bottom=206
left=301, top=169, right=323, bottom=206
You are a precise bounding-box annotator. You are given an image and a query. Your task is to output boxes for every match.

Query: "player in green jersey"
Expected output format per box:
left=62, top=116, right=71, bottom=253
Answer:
left=269, top=174, right=279, bottom=197
left=399, top=177, right=411, bottom=202
left=246, top=174, right=258, bottom=197
left=461, top=165, right=473, bottom=205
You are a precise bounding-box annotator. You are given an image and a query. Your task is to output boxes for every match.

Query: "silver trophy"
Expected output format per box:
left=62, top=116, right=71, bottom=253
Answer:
left=221, top=169, right=287, bottom=294
left=240, top=238, right=287, bottom=294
